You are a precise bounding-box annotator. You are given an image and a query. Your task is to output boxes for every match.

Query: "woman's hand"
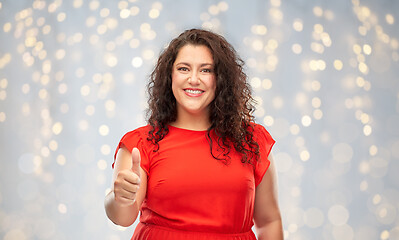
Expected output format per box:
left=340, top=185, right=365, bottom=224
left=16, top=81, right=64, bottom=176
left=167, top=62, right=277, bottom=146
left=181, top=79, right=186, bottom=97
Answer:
left=105, top=147, right=147, bottom=227
left=113, top=148, right=141, bottom=206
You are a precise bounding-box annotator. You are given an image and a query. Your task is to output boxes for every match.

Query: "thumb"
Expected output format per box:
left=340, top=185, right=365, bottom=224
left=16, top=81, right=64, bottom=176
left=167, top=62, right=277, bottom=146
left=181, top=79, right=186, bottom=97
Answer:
left=131, top=147, right=141, bottom=177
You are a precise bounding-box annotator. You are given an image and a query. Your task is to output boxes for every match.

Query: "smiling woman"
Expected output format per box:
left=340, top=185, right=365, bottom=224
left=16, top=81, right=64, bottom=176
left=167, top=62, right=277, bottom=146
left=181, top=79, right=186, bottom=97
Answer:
left=171, top=44, right=216, bottom=129
left=104, top=29, right=283, bottom=240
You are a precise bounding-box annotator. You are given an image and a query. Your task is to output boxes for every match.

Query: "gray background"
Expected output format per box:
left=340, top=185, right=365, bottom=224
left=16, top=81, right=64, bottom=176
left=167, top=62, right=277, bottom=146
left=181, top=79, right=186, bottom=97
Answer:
left=0, top=0, right=398, bottom=239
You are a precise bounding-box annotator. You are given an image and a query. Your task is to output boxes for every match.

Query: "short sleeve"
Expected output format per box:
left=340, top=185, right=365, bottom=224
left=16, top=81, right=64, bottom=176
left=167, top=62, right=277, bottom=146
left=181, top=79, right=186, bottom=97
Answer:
left=254, top=124, right=275, bottom=187
left=113, top=127, right=150, bottom=175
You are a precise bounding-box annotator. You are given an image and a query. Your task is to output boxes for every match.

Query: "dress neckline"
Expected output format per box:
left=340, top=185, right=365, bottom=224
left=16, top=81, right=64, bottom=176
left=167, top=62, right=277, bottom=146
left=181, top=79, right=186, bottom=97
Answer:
left=168, top=124, right=209, bottom=133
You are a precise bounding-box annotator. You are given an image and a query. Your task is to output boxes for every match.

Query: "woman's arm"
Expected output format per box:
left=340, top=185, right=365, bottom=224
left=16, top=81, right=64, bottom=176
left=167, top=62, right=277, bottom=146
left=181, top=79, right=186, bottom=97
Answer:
left=253, top=153, right=284, bottom=240
left=104, top=147, right=147, bottom=227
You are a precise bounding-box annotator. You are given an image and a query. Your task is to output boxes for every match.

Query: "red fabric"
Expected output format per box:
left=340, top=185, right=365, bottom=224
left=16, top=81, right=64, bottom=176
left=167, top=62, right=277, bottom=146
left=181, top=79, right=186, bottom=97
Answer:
left=113, top=123, right=275, bottom=240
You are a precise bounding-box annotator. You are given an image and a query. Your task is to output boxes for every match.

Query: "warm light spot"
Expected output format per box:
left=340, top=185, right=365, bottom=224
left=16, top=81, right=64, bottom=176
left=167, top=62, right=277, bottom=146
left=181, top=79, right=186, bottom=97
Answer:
left=313, top=6, right=323, bottom=17
left=293, top=19, right=303, bottom=32
left=86, top=16, right=96, bottom=27
left=385, top=14, right=394, bottom=25
left=251, top=77, right=261, bottom=89
left=120, top=9, right=130, bottom=19
left=363, top=44, right=372, bottom=55
left=369, top=145, right=378, bottom=156
left=38, top=89, right=48, bottom=99
left=218, top=1, right=229, bottom=11
left=42, top=25, right=51, bottom=35
left=49, top=140, right=58, bottom=151
left=22, top=103, right=30, bottom=116
left=358, top=62, right=369, bottom=74
left=356, top=77, right=365, bottom=87
left=58, top=83, right=67, bottom=94
left=313, top=23, right=324, bottom=33
left=101, top=144, right=111, bottom=155
left=79, top=120, right=88, bottom=131
left=105, top=54, right=118, bottom=67
left=309, top=59, right=326, bottom=71
left=252, top=39, right=263, bottom=51
left=290, top=124, right=300, bottom=135
left=142, top=49, right=155, bottom=60
left=353, top=44, right=362, bottom=54
left=97, top=24, right=107, bottom=35
left=105, top=100, right=116, bottom=111
left=358, top=26, right=367, bottom=36
left=301, top=115, right=312, bottom=127
left=262, top=79, right=272, bottom=90
left=140, top=23, right=150, bottom=33
left=58, top=203, right=67, bottom=214
left=360, top=113, right=369, bottom=124
left=149, top=9, right=160, bottom=19
left=311, top=80, right=321, bottom=91
left=57, top=154, right=66, bottom=165
left=3, top=22, right=12, bottom=32
left=269, top=8, right=283, bottom=21
left=292, top=43, right=302, bottom=54
left=380, top=230, right=390, bottom=240
left=55, top=49, right=66, bottom=60
left=373, top=194, right=382, bottom=205
left=272, top=96, right=284, bottom=109
left=360, top=180, right=368, bottom=191
left=25, top=36, right=37, bottom=47
left=270, top=0, right=281, bottom=7
left=267, top=39, right=278, bottom=50
left=130, top=6, right=140, bottom=16
left=41, top=146, right=50, bottom=158
left=97, top=159, right=107, bottom=170
left=313, top=109, right=323, bottom=120
left=312, top=97, right=321, bottom=108
left=52, top=122, right=63, bottom=135
left=363, top=125, right=372, bottom=136
left=361, top=6, right=371, bottom=17
left=131, top=57, right=143, bottom=68
left=73, top=0, right=83, bottom=8
left=208, top=4, right=219, bottom=15
left=359, top=161, right=370, bottom=174
left=80, top=85, right=90, bottom=96
left=99, top=124, right=109, bottom=136
left=129, top=38, right=140, bottom=48
left=300, top=150, right=310, bottom=161
left=263, top=115, right=274, bottom=127
left=0, top=78, right=7, bottom=89
left=0, top=112, right=6, bottom=122
left=85, top=105, right=95, bottom=116
left=251, top=25, right=267, bottom=35
left=334, top=59, right=343, bottom=70
left=100, top=8, right=110, bottom=18
left=57, top=12, right=66, bottom=22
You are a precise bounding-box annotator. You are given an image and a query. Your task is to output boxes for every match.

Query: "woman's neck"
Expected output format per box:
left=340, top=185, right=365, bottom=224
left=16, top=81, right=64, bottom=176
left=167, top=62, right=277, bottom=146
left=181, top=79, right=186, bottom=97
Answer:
left=170, top=111, right=211, bottom=131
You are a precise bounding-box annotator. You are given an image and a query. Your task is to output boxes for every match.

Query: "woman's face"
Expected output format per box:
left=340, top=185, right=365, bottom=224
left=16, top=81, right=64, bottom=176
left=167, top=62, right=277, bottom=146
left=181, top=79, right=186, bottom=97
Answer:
left=171, top=44, right=216, bottom=119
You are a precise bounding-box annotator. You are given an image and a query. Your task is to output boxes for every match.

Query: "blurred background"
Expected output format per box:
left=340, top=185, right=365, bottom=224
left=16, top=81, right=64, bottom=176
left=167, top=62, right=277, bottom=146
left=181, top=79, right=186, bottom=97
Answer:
left=1, top=0, right=399, bottom=239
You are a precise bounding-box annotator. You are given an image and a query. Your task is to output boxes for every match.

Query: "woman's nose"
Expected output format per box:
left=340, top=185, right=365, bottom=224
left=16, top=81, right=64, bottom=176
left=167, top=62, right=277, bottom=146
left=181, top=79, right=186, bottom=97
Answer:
left=188, top=73, right=200, bottom=85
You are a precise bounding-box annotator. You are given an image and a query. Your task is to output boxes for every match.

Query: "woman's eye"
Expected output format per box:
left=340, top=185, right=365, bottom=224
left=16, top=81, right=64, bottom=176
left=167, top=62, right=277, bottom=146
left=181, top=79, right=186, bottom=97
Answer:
left=178, top=67, right=189, bottom=71
left=201, top=69, right=213, bottom=73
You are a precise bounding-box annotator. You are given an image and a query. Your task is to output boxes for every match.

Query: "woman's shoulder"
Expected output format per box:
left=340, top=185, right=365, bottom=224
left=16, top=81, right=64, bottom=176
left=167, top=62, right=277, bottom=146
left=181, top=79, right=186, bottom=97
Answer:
left=249, top=122, right=267, bottom=133
left=120, top=125, right=151, bottom=142
left=249, top=122, right=274, bottom=143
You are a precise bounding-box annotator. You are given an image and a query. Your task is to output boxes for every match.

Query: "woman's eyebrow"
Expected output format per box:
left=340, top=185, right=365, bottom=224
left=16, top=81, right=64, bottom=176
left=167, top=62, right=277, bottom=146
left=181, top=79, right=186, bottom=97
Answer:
left=175, top=62, right=214, bottom=67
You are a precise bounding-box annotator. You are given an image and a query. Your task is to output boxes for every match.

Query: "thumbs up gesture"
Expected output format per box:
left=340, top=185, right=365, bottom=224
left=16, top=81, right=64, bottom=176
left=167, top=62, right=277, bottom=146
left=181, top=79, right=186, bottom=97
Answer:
left=113, top=148, right=141, bottom=207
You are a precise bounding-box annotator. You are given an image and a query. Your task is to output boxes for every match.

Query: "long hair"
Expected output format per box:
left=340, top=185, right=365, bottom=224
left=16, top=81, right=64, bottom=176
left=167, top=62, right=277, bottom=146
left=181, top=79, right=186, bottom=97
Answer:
left=147, top=28, right=259, bottom=164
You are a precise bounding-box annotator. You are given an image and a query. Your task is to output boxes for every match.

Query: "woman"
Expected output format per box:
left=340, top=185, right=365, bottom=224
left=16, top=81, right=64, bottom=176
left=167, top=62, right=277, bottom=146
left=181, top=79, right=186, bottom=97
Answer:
left=104, top=29, right=283, bottom=240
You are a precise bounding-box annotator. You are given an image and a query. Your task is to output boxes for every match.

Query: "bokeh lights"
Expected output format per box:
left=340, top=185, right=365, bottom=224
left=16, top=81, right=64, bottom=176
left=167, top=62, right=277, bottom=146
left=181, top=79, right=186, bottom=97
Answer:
left=1, top=0, right=399, bottom=239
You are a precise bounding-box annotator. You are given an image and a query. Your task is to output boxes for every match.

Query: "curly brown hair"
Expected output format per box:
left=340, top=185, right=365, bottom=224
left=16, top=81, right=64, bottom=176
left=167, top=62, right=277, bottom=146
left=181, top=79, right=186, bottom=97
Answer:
left=146, top=28, right=259, bottom=164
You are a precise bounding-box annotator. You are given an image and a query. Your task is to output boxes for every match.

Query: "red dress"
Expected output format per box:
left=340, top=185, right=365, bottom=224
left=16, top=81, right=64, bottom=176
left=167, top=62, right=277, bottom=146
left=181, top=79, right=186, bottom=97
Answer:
left=113, top=123, right=275, bottom=240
